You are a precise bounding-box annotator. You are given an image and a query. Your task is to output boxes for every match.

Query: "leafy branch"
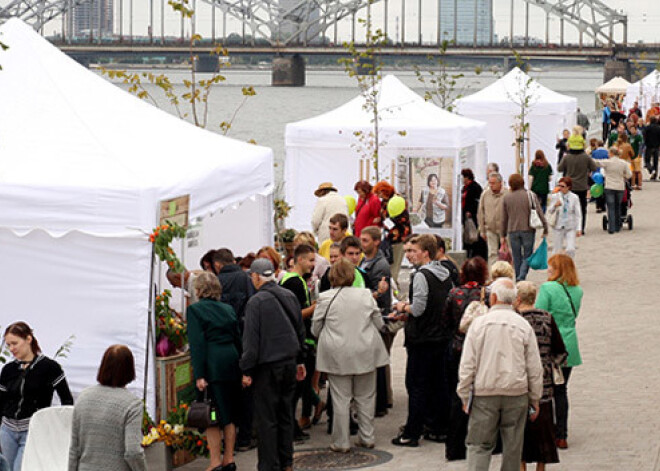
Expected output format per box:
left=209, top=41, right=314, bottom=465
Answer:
left=507, top=52, right=539, bottom=175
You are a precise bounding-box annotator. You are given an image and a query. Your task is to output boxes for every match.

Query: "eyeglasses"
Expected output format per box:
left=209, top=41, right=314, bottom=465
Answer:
left=558, top=184, right=567, bottom=188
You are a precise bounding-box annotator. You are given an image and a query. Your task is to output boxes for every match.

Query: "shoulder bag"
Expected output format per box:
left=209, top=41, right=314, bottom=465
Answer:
left=315, top=287, right=343, bottom=334
left=527, top=191, right=544, bottom=229
left=552, top=283, right=578, bottom=385
left=186, top=388, right=219, bottom=430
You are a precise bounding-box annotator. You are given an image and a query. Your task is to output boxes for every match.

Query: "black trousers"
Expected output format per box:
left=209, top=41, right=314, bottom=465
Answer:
left=295, top=350, right=317, bottom=419
left=573, top=190, right=588, bottom=233
left=403, top=341, right=450, bottom=439
left=237, top=384, right=254, bottom=446
left=553, top=366, right=573, bottom=440
left=253, top=361, right=297, bottom=471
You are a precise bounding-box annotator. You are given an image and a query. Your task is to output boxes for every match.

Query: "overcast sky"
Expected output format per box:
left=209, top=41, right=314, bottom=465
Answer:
left=40, top=0, right=660, bottom=44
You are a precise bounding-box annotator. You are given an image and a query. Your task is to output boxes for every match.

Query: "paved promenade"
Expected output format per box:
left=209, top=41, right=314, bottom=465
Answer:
left=183, top=181, right=660, bottom=471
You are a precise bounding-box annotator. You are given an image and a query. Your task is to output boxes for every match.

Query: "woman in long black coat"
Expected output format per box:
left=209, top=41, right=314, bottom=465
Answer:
left=460, top=169, right=487, bottom=259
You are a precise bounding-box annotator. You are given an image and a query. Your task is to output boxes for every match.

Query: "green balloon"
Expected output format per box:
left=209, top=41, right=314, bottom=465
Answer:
left=344, top=195, right=356, bottom=215
left=387, top=196, right=406, bottom=218
left=590, top=183, right=603, bottom=198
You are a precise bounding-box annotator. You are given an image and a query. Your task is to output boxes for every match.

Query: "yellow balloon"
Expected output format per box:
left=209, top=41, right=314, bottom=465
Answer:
left=387, top=196, right=406, bottom=218
left=344, top=195, right=356, bottom=215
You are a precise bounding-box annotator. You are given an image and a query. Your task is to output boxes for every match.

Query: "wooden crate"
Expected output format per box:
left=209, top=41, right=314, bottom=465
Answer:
left=155, top=352, right=196, bottom=421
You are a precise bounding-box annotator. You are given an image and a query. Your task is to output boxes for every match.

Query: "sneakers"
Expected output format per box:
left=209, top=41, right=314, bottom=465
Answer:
left=391, top=432, right=419, bottom=447
left=329, top=444, right=351, bottom=453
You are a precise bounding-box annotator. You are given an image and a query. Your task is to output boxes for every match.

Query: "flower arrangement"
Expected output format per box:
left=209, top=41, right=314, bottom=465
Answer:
left=150, top=221, right=187, bottom=272
left=142, top=404, right=209, bottom=458
left=155, top=290, right=186, bottom=357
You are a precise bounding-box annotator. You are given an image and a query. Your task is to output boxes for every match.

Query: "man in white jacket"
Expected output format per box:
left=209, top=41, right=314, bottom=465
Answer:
left=457, top=278, right=543, bottom=471
left=311, top=182, right=349, bottom=244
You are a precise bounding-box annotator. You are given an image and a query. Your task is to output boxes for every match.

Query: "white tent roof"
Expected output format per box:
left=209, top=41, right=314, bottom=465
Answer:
left=286, top=74, right=487, bottom=149
left=596, top=76, right=631, bottom=94
left=455, top=67, right=577, bottom=116
left=624, top=70, right=660, bottom=112
left=0, top=18, right=273, bottom=237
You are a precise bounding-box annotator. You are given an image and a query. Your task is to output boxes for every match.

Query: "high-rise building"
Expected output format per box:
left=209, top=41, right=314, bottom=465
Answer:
left=439, top=0, right=493, bottom=46
left=73, top=0, right=114, bottom=39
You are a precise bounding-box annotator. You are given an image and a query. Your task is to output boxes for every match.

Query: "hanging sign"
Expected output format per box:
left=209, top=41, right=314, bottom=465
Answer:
left=159, top=195, right=190, bottom=228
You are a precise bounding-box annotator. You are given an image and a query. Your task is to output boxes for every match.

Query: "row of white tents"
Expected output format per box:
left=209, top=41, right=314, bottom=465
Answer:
left=1, top=18, right=580, bottom=410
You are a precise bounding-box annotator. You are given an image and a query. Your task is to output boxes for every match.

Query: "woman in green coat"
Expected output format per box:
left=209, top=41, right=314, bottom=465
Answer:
left=188, top=272, right=242, bottom=471
left=534, top=254, right=583, bottom=450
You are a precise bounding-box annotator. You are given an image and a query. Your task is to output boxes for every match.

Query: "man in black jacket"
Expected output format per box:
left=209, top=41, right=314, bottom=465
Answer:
left=241, top=259, right=306, bottom=471
left=643, top=116, right=660, bottom=180
left=389, top=234, right=453, bottom=447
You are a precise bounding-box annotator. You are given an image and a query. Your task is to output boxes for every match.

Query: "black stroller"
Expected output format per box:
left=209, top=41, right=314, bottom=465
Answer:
left=602, top=180, right=633, bottom=231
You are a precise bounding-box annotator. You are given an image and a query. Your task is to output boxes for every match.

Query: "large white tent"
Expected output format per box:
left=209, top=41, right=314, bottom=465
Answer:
left=456, top=68, right=577, bottom=181
left=596, top=76, right=631, bottom=95
left=623, top=70, right=660, bottom=114
left=0, top=19, right=273, bottom=411
left=285, top=75, right=488, bottom=249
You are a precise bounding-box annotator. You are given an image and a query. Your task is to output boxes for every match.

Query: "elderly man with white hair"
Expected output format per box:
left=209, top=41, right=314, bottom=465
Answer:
left=457, top=278, right=543, bottom=471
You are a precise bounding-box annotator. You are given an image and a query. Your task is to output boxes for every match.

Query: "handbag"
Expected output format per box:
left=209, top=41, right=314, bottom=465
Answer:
left=463, top=218, right=479, bottom=245
left=527, top=191, right=544, bottom=229
left=186, top=389, right=219, bottom=430
left=546, top=199, right=559, bottom=227
left=551, top=362, right=565, bottom=385
left=498, top=244, right=513, bottom=263
left=526, top=238, right=548, bottom=270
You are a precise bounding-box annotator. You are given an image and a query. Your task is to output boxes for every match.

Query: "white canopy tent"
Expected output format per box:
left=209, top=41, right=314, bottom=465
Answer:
left=0, top=19, right=273, bottom=412
left=285, top=75, right=488, bottom=249
left=456, top=68, right=577, bottom=182
left=624, top=70, right=660, bottom=114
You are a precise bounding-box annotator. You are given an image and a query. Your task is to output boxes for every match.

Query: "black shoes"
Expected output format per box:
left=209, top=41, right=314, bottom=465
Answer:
left=294, top=430, right=310, bottom=442
left=236, top=438, right=257, bottom=452
left=212, top=464, right=236, bottom=471
left=391, top=432, right=419, bottom=447
left=423, top=431, right=447, bottom=443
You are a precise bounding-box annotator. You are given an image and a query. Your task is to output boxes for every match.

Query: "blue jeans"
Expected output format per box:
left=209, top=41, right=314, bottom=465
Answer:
left=0, top=453, right=9, bottom=471
left=605, top=189, right=623, bottom=233
left=508, top=231, right=535, bottom=281
left=0, top=424, right=27, bottom=471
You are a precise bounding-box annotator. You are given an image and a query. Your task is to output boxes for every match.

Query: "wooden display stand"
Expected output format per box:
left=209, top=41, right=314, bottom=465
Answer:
left=155, top=352, right=197, bottom=468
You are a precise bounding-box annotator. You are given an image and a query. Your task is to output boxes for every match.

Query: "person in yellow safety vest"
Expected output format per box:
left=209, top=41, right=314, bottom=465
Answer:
left=279, top=244, right=319, bottom=437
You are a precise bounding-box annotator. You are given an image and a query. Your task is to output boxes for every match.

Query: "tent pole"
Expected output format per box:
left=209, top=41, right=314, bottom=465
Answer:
left=143, top=246, right=157, bottom=408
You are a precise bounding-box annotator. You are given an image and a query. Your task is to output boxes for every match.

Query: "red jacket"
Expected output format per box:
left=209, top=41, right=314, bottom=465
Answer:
left=354, top=193, right=381, bottom=237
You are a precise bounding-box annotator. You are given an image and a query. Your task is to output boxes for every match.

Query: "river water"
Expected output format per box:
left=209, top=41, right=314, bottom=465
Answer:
left=107, top=65, right=605, bottom=184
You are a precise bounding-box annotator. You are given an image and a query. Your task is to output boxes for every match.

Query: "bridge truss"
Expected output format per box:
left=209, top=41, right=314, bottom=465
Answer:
left=0, top=0, right=628, bottom=47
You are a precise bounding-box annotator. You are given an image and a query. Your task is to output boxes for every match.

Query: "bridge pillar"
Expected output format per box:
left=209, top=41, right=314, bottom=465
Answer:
left=195, top=55, right=218, bottom=73
left=604, top=59, right=631, bottom=82
left=272, top=54, right=306, bottom=87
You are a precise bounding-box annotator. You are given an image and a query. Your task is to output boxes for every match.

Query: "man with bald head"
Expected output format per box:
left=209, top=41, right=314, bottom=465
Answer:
left=458, top=278, right=543, bottom=471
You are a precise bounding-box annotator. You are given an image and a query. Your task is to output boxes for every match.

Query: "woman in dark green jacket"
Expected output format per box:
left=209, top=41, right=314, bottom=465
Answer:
left=188, top=272, right=242, bottom=471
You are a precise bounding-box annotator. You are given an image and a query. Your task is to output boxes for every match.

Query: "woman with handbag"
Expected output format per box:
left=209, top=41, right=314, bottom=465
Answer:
left=444, top=257, right=490, bottom=461
left=546, top=177, right=582, bottom=258
left=311, top=259, right=389, bottom=453
left=534, top=254, right=583, bottom=450
left=515, top=282, right=567, bottom=471
left=188, top=272, right=242, bottom=471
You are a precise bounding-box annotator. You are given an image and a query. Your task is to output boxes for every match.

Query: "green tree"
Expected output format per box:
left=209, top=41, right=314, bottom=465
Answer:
left=507, top=52, right=538, bottom=175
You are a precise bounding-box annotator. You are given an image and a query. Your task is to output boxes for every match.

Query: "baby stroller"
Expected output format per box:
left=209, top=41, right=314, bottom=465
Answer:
left=602, top=180, right=633, bottom=231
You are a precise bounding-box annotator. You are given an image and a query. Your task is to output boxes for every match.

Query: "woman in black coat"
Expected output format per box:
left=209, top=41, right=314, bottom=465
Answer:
left=461, top=169, right=487, bottom=259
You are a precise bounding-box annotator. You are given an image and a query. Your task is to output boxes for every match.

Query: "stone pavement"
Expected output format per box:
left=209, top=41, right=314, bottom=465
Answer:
left=182, top=181, right=660, bottom=471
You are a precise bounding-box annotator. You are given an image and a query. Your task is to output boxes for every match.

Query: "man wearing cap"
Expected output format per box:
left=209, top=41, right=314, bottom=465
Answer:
left=311, top=182, right=349, bottom=244
left=241, top=259, right=307, bottom=471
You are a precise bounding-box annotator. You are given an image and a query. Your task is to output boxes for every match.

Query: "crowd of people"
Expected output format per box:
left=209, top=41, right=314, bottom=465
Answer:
left=6, top=113, right=656, bottom=470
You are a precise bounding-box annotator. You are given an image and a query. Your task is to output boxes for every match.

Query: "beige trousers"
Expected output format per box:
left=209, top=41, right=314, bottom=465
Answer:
left=486, top=230, right=501, bottom=269
left=328, top=371, right=377, bottom=449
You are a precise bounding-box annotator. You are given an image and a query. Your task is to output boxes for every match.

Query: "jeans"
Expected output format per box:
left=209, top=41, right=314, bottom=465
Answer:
left=605, top=189, right=624, bottom=233
left=0, top=453, right=8, bottom=471
left=508, top=231, right=535, bottom=281
left=403, top=342, right=450, bottom=439
left=553, top=367, right=573, bottom=440
left=532, top=191, right=548, bottom=213
left=573, top=190, right=588, bottom=233
left=0, top=424, right=27, bottom=471
left=253, top=361, right=297, bottom=471
left=466, top=394, right=528, bottom=471
left=646, top=147, right=659, bottom=176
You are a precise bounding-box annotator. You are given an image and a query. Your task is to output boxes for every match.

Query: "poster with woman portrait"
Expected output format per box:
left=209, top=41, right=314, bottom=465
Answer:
left=396, top=154, right=457, bottom=247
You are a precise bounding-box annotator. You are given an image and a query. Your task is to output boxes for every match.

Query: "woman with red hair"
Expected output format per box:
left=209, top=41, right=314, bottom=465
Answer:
left=353, top=180, right=381, bottom=237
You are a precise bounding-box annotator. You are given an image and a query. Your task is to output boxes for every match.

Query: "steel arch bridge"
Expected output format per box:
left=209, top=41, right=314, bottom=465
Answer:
left=0, top=0, right=628, bottom=47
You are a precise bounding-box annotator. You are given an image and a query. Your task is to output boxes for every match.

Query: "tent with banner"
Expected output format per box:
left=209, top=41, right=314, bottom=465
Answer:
left=596, top=76, right=630, bottom=112
left=623, top=70, right=660, bottom=114
left=456, top=68, right=577, bottom=182
left=285, top=74, right=488, bottom=251
left=0, top=19, right=273, bottom=414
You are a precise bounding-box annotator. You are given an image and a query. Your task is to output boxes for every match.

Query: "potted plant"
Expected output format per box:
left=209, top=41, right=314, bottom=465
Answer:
left=154, top=290, right=187, bottom=358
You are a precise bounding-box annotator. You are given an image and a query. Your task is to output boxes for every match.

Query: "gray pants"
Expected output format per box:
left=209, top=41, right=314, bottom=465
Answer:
left=466, top=394, right=528, bottom=471
left=328, top=371, right=376, bottom=449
